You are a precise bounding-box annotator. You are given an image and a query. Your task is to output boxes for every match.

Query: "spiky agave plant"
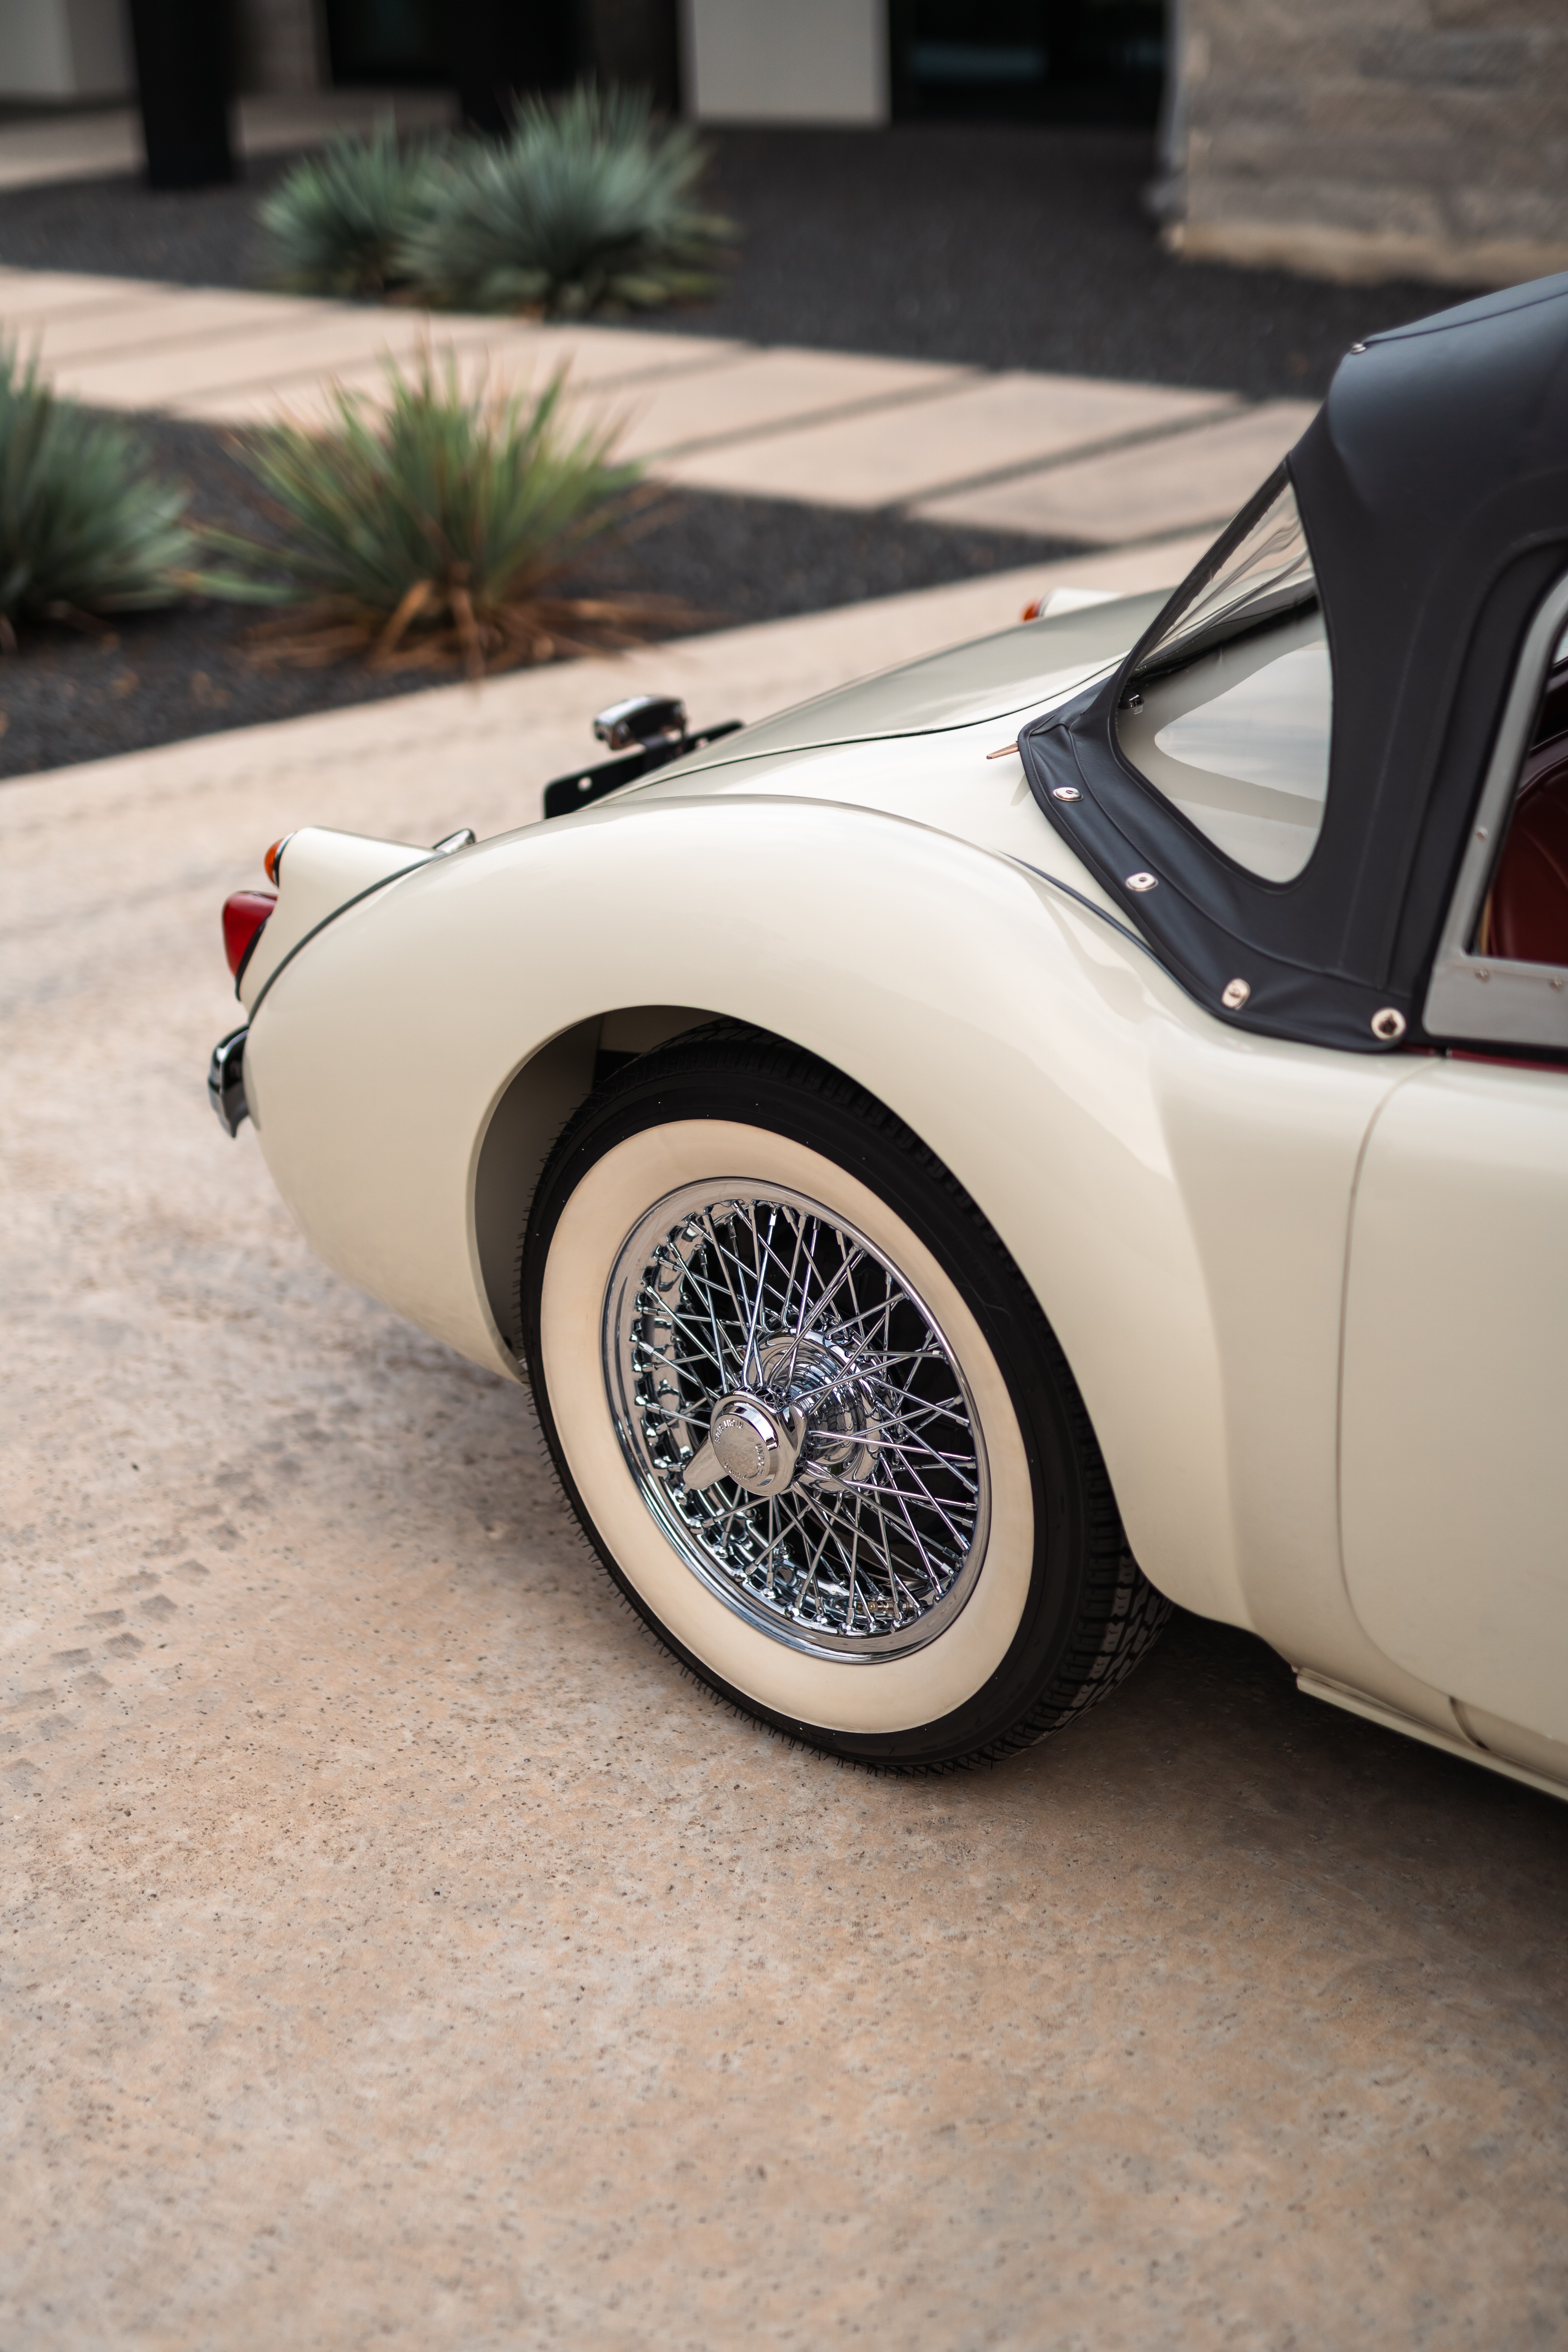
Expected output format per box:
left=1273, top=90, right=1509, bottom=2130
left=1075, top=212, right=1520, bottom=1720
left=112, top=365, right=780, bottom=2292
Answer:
left=205, top=350, right=656, bottom=675
left=257, top=120, right=448, bottom=299
left=399, top=84, right=734, bottom=317
left=0, top=344, right=193, bottom=646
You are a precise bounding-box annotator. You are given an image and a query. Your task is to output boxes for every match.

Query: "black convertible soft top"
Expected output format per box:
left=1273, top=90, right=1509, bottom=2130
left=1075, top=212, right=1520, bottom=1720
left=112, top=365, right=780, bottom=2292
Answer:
left=1022, top=272, right=1568, bottom=1051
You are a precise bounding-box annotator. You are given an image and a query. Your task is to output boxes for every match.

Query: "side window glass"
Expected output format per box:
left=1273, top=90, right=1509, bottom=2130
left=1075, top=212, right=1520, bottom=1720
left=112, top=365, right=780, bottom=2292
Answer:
left=1475, top=630, right=1568, bottom=968
left=1116, top=476, right=1332, bottom=884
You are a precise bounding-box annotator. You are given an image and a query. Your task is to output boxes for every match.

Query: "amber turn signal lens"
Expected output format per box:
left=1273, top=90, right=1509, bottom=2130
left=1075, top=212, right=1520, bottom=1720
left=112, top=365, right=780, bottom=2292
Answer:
left=223, top=889, right=277, bottom=978
left=263, top=835, right=291, bottom=885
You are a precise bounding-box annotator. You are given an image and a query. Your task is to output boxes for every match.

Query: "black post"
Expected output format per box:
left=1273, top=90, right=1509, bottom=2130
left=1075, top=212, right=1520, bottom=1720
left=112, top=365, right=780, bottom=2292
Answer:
left=581, top=0, right=681, bottom=111
left=125, top=0, right=235, bottom=191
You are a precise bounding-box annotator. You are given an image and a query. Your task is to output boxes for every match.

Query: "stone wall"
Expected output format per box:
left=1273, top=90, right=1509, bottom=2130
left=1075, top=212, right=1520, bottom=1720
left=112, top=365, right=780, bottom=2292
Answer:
left=1168, top=0, right=1568, bottom=289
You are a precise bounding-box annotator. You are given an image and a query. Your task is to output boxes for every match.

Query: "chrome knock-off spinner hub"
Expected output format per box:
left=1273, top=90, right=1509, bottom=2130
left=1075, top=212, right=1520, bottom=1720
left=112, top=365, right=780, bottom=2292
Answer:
left=605, top=1183, right=991, bottom=1660
left=701, top=1392, right=804, bottom=1497
left=758, top=1332, right=881, bottom=1490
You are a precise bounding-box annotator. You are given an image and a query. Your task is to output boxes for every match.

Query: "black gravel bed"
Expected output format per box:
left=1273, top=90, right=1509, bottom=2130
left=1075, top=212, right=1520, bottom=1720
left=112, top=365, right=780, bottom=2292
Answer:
left=0, top=126, right=1482, bottom=404
left=0, top=148, right=299, bottom=296
left=0, top=410, right=1082, bottom=779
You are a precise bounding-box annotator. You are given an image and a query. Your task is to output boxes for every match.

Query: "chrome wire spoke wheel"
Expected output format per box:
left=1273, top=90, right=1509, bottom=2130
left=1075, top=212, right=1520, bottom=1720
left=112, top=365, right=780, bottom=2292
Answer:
left=604, top=1184, right=991, bottom=1659
left=525, top=1031, right=1170, bottom=1767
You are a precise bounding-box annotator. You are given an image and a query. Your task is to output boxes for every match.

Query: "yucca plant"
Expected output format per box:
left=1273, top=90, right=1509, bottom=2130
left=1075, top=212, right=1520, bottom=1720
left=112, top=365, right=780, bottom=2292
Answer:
left=204, top=351, right=656, bottom=675
left=399, top=85, right=734, bottom=317
left=0, top=344, right=194, bottom=646
left=257, top=120, right=449, bottom=299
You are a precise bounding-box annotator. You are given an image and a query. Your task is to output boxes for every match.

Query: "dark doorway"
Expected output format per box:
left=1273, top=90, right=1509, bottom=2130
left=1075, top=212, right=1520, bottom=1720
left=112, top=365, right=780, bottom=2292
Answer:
left=323, top=0, right=446, bottom=84
left=889, top=0, right=1164, bottom=127
left=322, top=0, right=582, bottom=92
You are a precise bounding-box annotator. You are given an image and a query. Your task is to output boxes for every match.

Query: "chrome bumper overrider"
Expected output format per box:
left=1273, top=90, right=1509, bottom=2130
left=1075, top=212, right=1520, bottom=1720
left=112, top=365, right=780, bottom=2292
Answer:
left=208, top=1025, right=250, bottom=1136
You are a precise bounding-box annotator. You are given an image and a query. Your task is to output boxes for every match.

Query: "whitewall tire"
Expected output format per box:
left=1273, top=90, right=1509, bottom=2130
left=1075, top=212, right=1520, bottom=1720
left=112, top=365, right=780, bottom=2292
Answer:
left=520, top=1028, right=1169, bottom=1769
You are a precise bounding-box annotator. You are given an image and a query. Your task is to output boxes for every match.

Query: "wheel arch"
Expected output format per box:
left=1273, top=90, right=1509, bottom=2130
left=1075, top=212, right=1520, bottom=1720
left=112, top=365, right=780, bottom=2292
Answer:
left=472, top=1004, right=723, bottom=1357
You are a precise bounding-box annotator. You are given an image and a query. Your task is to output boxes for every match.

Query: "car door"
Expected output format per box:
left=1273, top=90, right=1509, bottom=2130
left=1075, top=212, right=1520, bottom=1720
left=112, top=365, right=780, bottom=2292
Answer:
left=1341, top=575, right=1568, bottom=1757
left=1340, top=1058, right=1568, bottom=1747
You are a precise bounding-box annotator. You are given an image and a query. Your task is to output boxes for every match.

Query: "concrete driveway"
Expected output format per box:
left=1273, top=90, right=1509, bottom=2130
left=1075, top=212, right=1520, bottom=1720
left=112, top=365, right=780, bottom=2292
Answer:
left=4, top=575, right=1568, bottom=2350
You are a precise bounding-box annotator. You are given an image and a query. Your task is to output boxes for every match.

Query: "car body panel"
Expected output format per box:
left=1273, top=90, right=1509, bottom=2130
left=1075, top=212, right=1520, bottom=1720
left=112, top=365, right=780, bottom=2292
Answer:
left=245, top=790, right=1246, bottom=1612
left=658, top=592, right=1168, bottom=773
left=239, top=825, right=434, bottom=1012
left=1342, top=1058, right=1568, bottom=1744
left=628, top=711, right=1133, bottom=901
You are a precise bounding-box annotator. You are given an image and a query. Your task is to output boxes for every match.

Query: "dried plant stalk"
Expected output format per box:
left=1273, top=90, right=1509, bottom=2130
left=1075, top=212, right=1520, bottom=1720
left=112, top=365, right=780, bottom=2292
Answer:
left=203, top=351, right=681, bottom=677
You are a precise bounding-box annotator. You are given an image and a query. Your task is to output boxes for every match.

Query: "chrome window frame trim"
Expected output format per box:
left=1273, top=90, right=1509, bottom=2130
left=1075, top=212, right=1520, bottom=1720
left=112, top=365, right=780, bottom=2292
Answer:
left=1423, top=571, right=1568, bottom=1052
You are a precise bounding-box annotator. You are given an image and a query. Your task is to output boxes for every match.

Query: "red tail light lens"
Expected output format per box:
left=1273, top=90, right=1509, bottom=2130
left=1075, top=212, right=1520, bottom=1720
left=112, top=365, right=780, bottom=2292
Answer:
left=223, top=890, right=277, bottom=978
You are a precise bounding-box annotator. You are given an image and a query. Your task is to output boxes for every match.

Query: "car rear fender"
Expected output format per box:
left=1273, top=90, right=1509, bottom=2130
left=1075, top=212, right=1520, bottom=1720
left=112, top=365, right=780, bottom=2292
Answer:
left=243, top=793, right=1252, bottom=1629
left=238, top=826, right=438, bottom=1013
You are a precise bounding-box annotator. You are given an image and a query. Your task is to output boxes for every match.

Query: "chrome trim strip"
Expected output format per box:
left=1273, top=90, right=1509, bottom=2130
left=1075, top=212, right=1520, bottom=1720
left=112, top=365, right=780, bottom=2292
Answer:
left=1007, top=858, right=1158, bottom=958
left=1297, top=1672, right=1568, bottom=1803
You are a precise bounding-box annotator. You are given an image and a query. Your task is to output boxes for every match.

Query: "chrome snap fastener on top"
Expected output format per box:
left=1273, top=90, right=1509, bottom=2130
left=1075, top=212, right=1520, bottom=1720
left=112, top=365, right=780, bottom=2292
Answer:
left=1051, top=785, right=1081, bottom=802
left=1371, top=1007, right=1407, bottom=1041
left=1125, top=872, right=1158, bottom=893
left=1221, top=978, right=1251, bottom=1010
left=1349, top=341, right=1367, bottom=354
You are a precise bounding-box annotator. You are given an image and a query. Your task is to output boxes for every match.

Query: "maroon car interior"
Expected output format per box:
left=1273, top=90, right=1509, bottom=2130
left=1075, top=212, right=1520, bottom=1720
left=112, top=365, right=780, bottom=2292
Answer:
left=1481, top=661, right=1568, bottom=967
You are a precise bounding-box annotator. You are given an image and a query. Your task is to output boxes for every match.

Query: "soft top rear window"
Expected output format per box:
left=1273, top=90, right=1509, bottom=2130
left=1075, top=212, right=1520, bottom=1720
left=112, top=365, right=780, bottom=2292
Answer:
left=1117, top=473, right=1332, bottom=885
left=1132, top=469, right=1318, bottom=682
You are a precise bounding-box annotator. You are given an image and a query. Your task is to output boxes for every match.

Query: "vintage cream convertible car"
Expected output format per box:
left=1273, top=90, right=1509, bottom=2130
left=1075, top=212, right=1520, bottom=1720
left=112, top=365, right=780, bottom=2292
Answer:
left=212, top=274, right=1568, bottom=1792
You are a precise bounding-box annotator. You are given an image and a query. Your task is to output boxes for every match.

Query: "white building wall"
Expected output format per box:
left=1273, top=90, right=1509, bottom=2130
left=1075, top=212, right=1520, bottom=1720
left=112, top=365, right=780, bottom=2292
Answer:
left=0, top=0, right=132, bottom=99
left=681, top=0, right=888, bottom=125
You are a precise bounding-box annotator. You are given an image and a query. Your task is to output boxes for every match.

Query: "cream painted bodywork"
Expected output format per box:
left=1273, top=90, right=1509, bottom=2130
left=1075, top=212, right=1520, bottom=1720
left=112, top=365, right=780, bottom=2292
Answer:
left=238, top=595, right=1559, bottom=1791
left=240, top=827, right=435, bottom=1012
left=1342, top=1061, right=1568, bottom=1747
